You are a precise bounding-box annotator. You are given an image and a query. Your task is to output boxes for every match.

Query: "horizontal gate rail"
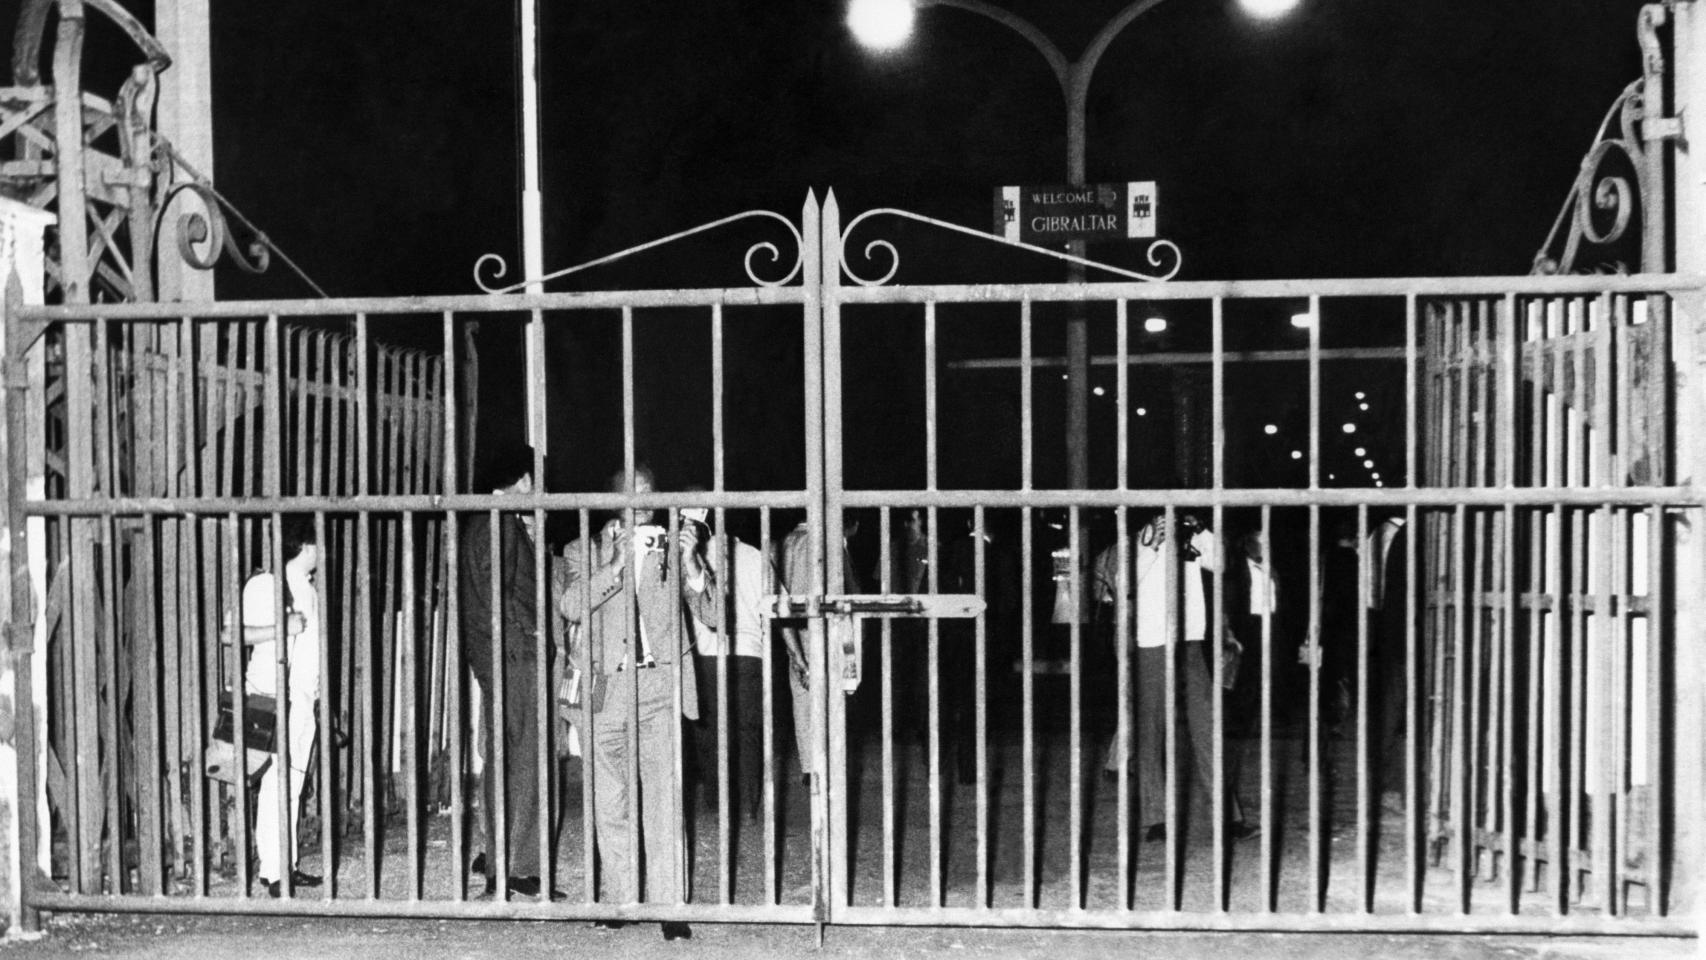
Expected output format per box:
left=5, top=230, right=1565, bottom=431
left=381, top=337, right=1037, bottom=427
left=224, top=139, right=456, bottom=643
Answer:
left=5, top=191, right=1700, bottom=940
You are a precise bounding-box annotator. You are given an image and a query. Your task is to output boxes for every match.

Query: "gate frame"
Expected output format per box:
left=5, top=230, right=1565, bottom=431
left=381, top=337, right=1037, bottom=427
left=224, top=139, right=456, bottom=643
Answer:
left=0, top=194, right=1700, bottom=939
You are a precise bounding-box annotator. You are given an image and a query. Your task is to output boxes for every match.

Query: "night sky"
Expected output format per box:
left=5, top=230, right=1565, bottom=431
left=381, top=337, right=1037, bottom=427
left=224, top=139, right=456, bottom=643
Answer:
left=11, top=0, right=1662, bottom=495
left=190, top=0, right=1656, bottom=297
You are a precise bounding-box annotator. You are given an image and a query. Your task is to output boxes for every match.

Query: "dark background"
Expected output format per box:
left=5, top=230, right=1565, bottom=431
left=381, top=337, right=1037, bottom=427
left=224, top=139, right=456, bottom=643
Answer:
left=9, top=0, right=1657, bottom=497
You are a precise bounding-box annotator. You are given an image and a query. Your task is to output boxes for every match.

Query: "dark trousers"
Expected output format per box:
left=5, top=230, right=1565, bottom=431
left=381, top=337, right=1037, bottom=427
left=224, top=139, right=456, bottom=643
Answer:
left=473, top=656, right=544, bottom=880
left=1372, top=613, right=1411, bottom=796
left=692, top=653, right=764, bottom=817
left=1135, top=642, right=1244, bottom=828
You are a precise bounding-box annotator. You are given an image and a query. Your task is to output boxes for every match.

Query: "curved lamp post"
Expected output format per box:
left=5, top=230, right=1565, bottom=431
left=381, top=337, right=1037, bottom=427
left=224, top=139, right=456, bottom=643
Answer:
left=850, top=0, right=1297, bottom=626
left=850, top=0, right=1297, bottom=495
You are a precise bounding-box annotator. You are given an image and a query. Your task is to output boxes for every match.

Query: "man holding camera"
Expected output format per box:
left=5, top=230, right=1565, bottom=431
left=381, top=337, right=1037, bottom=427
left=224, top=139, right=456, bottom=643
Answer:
left=1094, top=511, right=1257, bottom=843
left=560, top=466, right=713, bottom=940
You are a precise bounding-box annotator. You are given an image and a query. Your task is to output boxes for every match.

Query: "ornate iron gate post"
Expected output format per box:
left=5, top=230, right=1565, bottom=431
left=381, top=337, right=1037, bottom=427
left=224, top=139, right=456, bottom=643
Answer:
left=0, top=272, right=42, bottom=935
left=1669, top=0, right=1706, bottom=933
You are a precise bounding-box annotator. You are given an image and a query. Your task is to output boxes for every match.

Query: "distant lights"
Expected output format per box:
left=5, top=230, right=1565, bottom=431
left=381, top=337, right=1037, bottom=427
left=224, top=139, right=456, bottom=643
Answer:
left=1354, top=447, right=1367, bottom=457
left=1371, top=472, right=1381, bottom=480
left=1264, top=424, right=1278, bottom=435
left=1355, top=391, right=1366, bottom=400
left=1359, top=403, right=1370, bottom=411
left=1144, top=316, right=1168, bottom=334
left=1136, top=407, right=1148, bottom=416
left=1375, top=480, right=1384, bottom=487
left=1363, top=459, right=1375, bottom=469
left=1093, top=386, right=1106, bottom=397
left=1290, top=312, right=1314, bottom=329
left=1342, top=423, right=1357, bottom=434
left=1290, top=450, right=1303, bottom=460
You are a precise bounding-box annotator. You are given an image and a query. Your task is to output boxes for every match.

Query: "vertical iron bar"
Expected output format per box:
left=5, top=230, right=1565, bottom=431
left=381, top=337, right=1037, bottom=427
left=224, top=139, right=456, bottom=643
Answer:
left=441, top=312, right=465, bottom=901
left=1020, top=300, right=1036, bottom=909
left=880, top=509, right=895, bottom=907
left=180, top=316, right=208, bottom=897
left=1357, top=505, right=1371, bottom=910
left=1307, top=295, right=1323, bottom=913
left=1591, top=291, right=1615, bottom=911
left=711, top=302, right=731, bottom=906
left=355, top=314, right=377, bottom=898
left=1116, top=301, right=1131, bottom=911
left=1164, top=503, right=1180, bottom=911
left=227, top=512, right=251, bottom=897
left=1500, top=293, right=1520, bottom=915
left=1644, top=503, right=1663, bottom=903
left=528, top=310, right=551, bottom=901
left=929, top=500, right=943, bottom=908
left=1069, top=506, right=1084, bottom=910
left=620, top=305, right=641, bottom=901
left=974, top=505, right=989, bottom=909
left=403, top=514, right=420, bottom=899
left=314, top=510, right=334, bottom=901
left=1210, top=296, right=1227, bottom=910
left=577, top=510, right=597, bottom=903
left=1524, top=302, right=1546, bottom=897
left=1261, top=504, right=1275, bottom=912
left=270, top=511, right=292, bottom=898
left=925, top=301, right=942, bottom=908
left=759, top=507, right=776, bottom=905
left=1454, top=503, right=1471, bottom=912
left=487, top=510, right=508, bottom=898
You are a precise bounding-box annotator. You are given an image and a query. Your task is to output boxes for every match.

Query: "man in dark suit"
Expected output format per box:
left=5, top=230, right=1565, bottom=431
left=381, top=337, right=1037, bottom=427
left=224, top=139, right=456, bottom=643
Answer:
left=458, top=444, right=552, bottom=898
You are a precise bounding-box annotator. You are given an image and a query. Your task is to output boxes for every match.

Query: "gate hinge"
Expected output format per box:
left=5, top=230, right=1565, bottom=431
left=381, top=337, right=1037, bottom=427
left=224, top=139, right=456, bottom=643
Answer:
left=767, top=593, right=985, bottom=619
left=1645, top=114, right=1683, bottom=143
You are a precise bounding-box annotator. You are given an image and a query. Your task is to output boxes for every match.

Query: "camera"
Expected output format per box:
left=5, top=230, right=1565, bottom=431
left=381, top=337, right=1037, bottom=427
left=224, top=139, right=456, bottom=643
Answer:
left=633, top=523, right=667, bottom=553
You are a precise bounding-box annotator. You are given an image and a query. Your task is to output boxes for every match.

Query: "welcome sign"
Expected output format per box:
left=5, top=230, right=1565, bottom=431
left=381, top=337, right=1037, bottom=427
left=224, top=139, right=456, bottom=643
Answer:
left=994, top=181, right=1157, bottom=244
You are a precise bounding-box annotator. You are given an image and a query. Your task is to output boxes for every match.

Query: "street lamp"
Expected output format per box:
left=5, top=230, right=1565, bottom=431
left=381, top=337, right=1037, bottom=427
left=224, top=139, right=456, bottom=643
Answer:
left=848, top=0, right=917, bottom=50
left=850, top=0, right=1298, bottom=498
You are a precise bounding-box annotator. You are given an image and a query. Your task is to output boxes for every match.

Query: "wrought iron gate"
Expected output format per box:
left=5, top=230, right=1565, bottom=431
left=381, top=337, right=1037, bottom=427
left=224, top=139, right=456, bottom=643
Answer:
left=0, top=192, right=1699, bottom=937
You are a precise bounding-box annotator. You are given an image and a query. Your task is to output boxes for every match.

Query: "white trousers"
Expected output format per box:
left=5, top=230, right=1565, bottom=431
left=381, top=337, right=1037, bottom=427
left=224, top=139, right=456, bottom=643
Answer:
left=254, top=697, right=317, bottom=883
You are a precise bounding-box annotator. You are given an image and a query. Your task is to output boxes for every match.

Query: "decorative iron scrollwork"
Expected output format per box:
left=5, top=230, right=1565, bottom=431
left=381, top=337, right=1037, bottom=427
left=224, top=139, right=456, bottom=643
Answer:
left=474, top=209, right=805, bottom=294
left=155, top=179, right=271, bottom=275
left=1532, top=5, right=1672, bottom=276
left=838, top=206, right=1182, bottom=286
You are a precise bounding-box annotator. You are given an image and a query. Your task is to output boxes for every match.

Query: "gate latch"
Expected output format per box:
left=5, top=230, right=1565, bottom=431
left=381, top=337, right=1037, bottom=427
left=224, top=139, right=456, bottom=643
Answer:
left=768, top=594, right=985, bottom=692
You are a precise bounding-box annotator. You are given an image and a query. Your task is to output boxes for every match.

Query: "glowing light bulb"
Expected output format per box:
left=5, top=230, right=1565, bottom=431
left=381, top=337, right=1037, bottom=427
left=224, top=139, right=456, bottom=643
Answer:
left=847, top=0, right=915, bottom=50
left=1240, top=0, right=1302, bottom=20
left=1264, top=424, right=1278, bottom=435
left=1144, top=317, right=1168, bottom=334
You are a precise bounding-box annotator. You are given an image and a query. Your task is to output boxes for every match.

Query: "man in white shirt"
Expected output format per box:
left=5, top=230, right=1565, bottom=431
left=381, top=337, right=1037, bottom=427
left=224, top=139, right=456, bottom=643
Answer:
left=1094, top=512, right=1256, bottom=843
left=238, top=515, right=322, bottom=896
left=684, top=509, right=777, bottom=821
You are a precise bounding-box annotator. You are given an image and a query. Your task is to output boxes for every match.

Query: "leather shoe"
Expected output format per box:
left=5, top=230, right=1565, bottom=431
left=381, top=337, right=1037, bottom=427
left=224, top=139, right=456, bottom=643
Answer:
left=260, top=870, right=322, bottom=897
left=1228, top=820, right=1261, bottom=842
left=589, top=920, right=630, bottom=931
left=504, top=876, right=563, bottom=899
left=661, top=921, right=693, bottom=941
left=1144, top=823, right=1166, bottom=843
left=471, top=852, right=488, bottom=875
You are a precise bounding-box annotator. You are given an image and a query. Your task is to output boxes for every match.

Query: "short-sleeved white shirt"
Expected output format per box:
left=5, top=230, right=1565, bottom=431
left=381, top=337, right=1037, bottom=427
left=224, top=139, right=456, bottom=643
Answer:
left=690, top=536, right=775, bottom=659
left=242, top=567, right=321, bottom=703
left=1095, top=529, right=1220, bottom=648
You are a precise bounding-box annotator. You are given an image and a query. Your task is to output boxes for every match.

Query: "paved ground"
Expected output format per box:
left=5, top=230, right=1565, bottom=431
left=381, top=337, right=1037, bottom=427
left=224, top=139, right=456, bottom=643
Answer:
left=0, top=912, right=1696, bottom=960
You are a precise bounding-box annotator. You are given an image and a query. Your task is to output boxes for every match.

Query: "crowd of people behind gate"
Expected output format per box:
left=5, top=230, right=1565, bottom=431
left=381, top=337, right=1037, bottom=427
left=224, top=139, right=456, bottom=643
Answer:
left=220, top=444, right=1418, bottom=935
